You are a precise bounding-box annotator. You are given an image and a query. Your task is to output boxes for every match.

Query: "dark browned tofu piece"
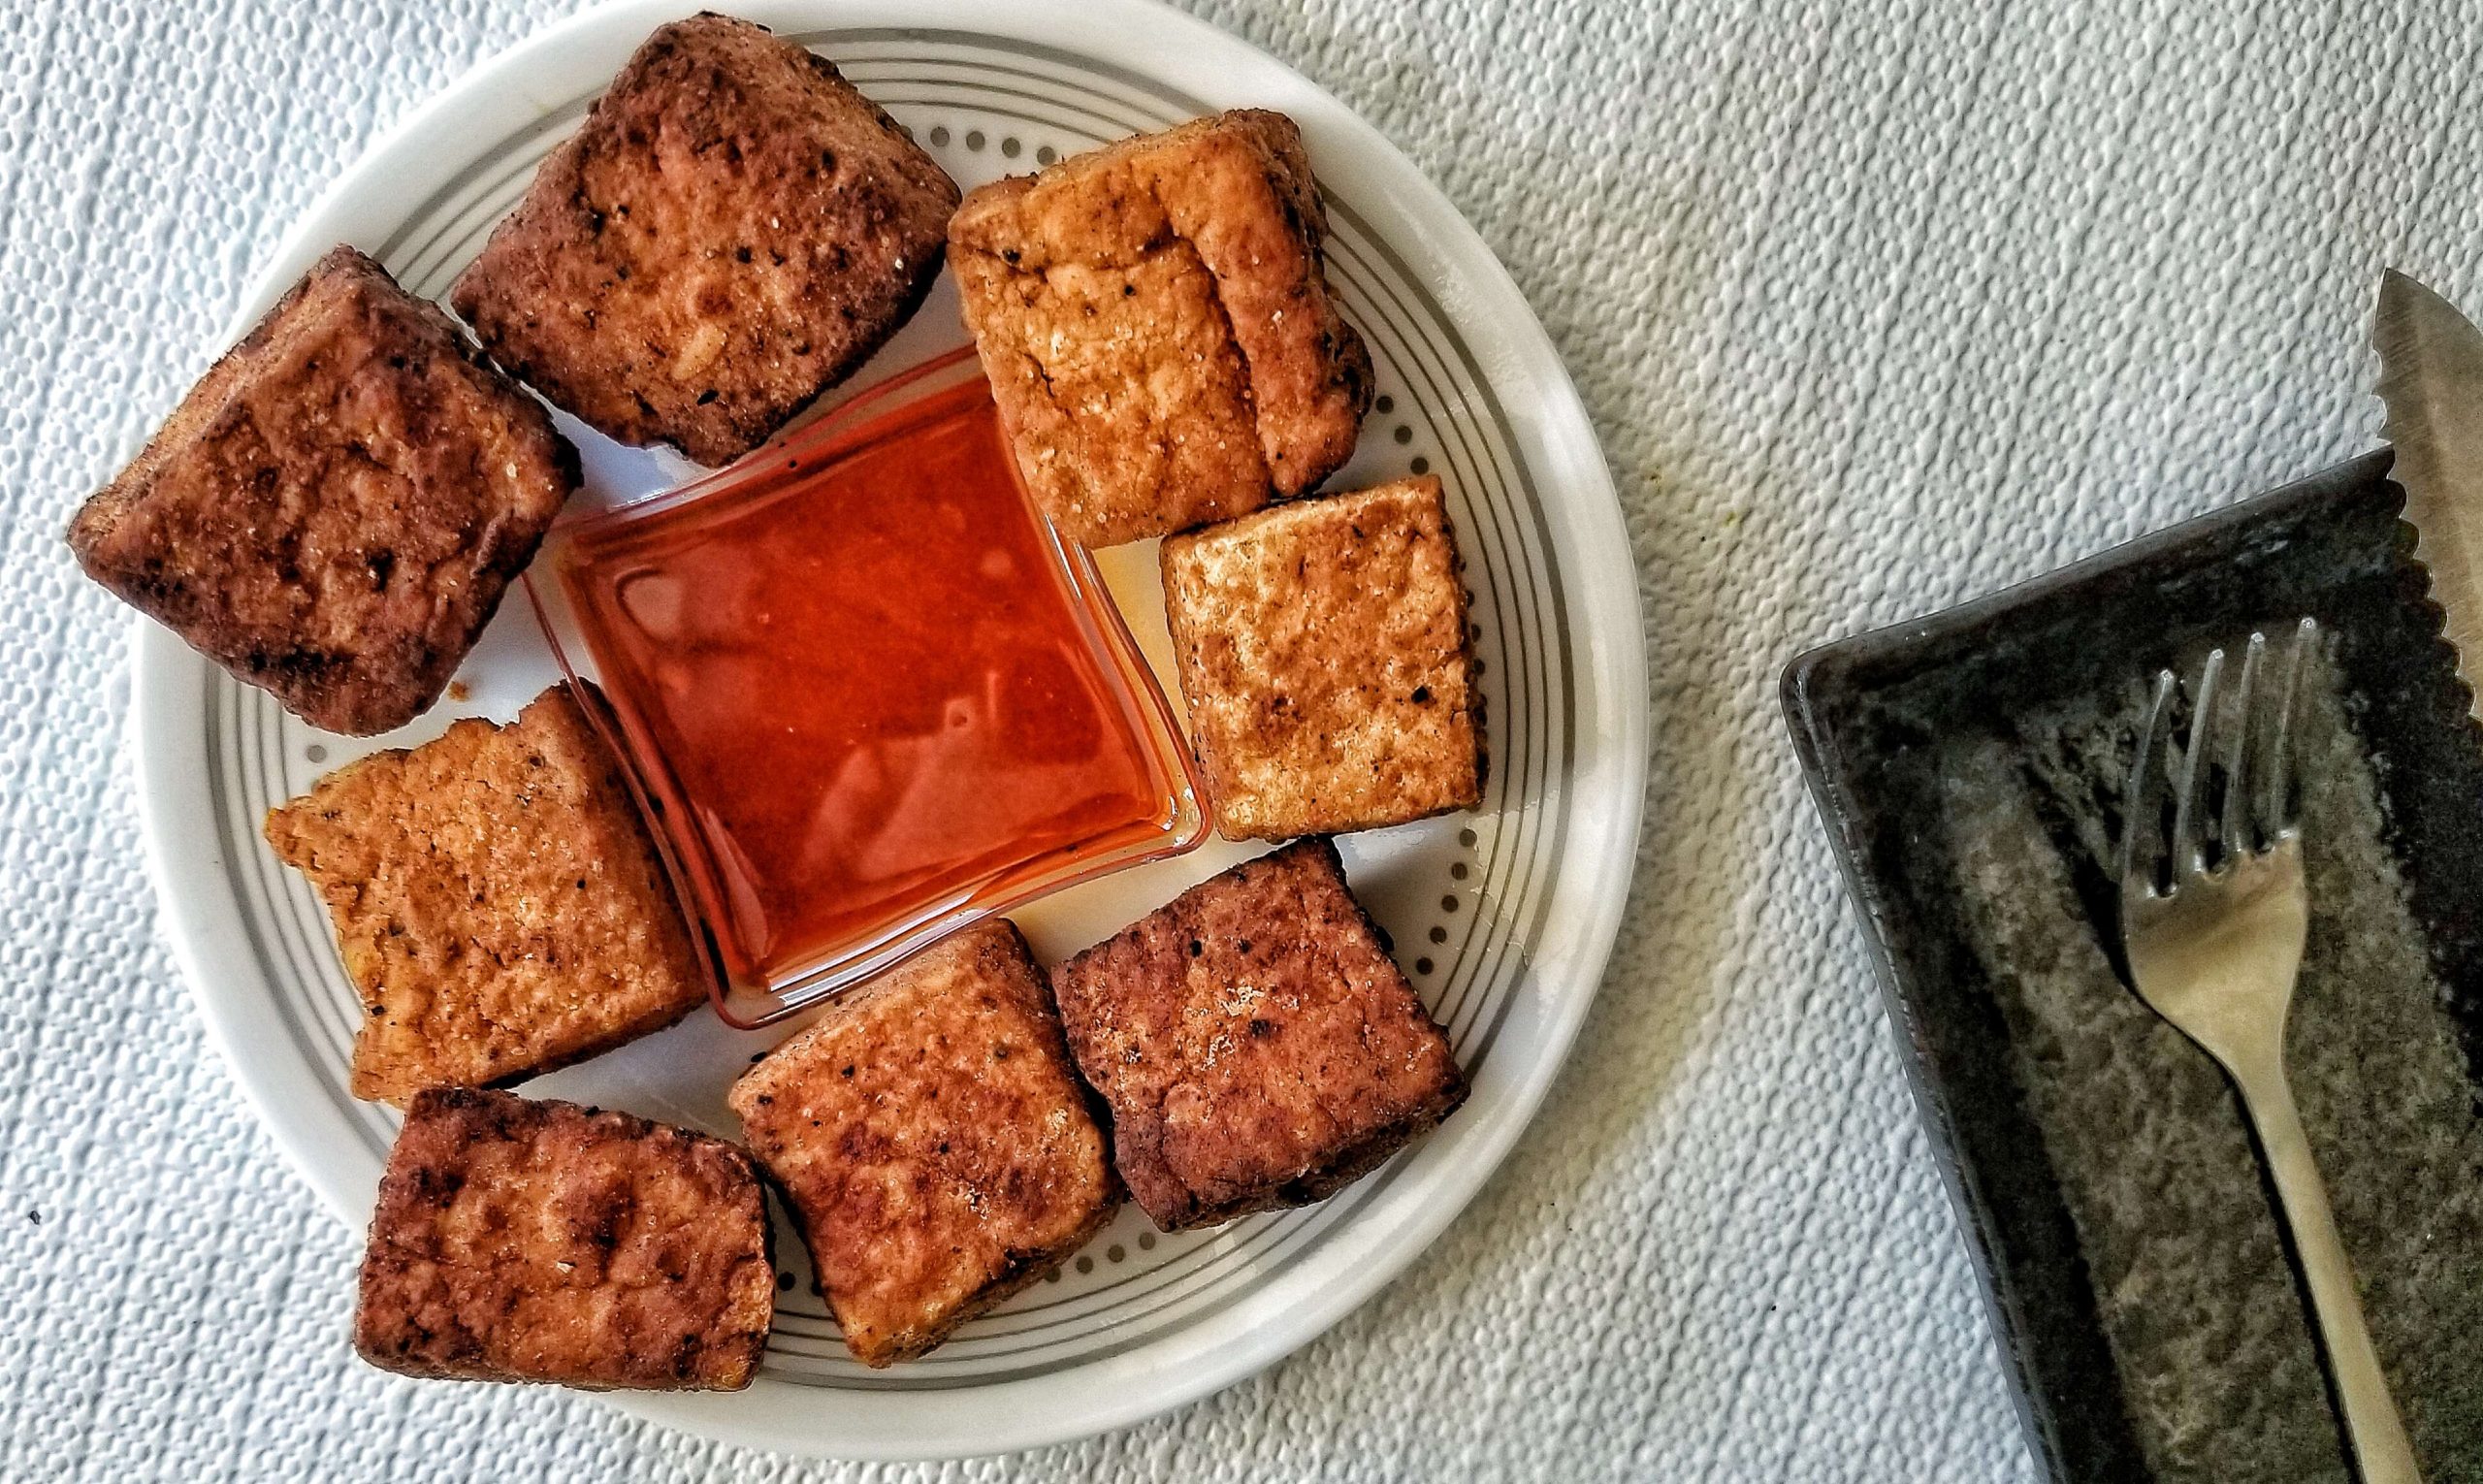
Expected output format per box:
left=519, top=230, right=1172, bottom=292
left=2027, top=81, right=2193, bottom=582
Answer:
left=727, top=920, right=1115, bottom=1367
left=66, top=244, right=575, bottom=735
left=263, top=684, right=707, bottom=1105
left=1161, top=476, right=1485, bottom=840
left=1052, top=838, right=1466, bottom=1232
left=355, top=1088, right=775, bottom=1391
left=449, top=16, right=959, bottom=466
left=951, top=110, right=1372, bottom=546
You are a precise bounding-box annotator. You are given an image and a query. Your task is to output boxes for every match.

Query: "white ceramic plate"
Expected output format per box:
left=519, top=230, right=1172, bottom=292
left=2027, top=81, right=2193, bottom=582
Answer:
left=130, top=0, right=1646, bottom=1460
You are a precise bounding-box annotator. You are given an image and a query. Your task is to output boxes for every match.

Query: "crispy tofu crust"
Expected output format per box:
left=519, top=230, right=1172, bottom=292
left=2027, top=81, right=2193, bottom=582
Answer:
left=354, top=1088, right=775, bottom=1391
left=66, top=244, right=576, bottom=736
left=951, top=110, right=1372, bottom=546
left=1051, top=838, right=1467, bottom=1232
left=727, top=920, right=1116, bottom=1367
left=449, top=16, right=959, bottom=466
left=263, top=684, right=708, bottom=1105
left=1161, top=476, right=1486, bottom=840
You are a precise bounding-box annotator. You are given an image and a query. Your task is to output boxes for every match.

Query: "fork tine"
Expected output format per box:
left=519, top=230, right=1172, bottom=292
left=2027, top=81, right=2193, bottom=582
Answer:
left=2266, top=617, right=2317, bottom=832
left=2120, top=670, right=2177, bottom=901
left=2222, top=632, right=2266, bottom=856
left=2171, top=648, right=2225, bottom=877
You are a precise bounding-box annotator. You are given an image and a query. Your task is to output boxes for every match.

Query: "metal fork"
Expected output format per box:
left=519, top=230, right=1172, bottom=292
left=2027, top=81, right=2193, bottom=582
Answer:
left=2114, top=619, right=2420, bottom=1484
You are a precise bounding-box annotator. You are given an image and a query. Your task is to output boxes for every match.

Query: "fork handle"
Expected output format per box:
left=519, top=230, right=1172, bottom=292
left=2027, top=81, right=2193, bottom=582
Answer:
left=2237, top=1063, right=2424, bottom=1484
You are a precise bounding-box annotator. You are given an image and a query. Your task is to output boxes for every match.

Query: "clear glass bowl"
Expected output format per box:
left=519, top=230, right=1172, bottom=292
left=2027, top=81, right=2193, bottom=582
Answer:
left=525, top=349, right=1208, bottom=1027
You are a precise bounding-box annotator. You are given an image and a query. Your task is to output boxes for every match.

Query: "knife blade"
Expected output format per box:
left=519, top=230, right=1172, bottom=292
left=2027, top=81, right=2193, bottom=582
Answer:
left=2374, top=268, right=2483, bottom=719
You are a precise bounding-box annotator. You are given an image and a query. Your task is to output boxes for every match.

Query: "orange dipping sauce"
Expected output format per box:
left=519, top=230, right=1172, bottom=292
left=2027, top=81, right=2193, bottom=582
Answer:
left=545, top=355, right=1200, bottom=1019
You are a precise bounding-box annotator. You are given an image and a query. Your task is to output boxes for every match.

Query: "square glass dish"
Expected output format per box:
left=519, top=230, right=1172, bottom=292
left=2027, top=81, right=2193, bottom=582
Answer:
left=527, top=348, right=1209, bottom=1028
left=1782, top=453, right=2483, bottom=1481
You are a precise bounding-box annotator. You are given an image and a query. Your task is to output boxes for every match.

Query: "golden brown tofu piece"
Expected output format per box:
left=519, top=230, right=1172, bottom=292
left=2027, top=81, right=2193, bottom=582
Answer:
left=1161, top=476, right=1485, bottom=840
left=1052, top=838, right=1466, bottom=1232
left=263, top=684, right=707, bottom=1105
left=450, top=16, right=959, bottom=466
left=354, top=1088, right=774, bottom=1391
left=727, top=920, right=1115, bottom=1367
left=66, top=244, right=575, bottom=735
left=951, top=110, right=1372, bottom=546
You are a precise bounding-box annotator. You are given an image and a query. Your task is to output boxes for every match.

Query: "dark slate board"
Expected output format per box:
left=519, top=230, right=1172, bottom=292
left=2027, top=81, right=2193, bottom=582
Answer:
left=1783, top=451, right=2483, bottom=1483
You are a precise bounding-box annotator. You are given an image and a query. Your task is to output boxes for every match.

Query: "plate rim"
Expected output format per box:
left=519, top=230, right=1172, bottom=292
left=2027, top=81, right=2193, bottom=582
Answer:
left=130, top=0, right=1650, bottom=1459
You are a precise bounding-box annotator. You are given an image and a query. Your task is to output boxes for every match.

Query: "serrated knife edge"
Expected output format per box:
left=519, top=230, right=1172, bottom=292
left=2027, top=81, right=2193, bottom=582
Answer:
left=2373, top=268, right=2483, bottom=719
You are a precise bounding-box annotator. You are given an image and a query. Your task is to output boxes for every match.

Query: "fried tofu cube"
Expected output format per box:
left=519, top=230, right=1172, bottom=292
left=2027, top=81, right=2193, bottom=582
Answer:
left=354, top=1088, right=775, bottom=1391
left=1161, top=475, right=1486, bottom=840
left=726, top=920, right=1116, bottom=1367
left=1052, top=838, right=1467, bottom=1232
left=66, top=244, right=576, bottom=736
left=450, top=16, right=960, bottom=466
left=263, top=684, right=707, bottom=1105
left=951, top=109, right=1372, bottom=546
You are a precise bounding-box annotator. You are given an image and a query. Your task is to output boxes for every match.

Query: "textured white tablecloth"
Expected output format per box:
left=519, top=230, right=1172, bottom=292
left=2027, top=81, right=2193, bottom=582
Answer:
left=3, top=0, right=2469, bottom=1477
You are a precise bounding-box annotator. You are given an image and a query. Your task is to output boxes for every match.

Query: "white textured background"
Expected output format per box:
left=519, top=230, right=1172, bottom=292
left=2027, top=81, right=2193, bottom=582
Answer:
left=2, top=0, right=2472, bottom=1478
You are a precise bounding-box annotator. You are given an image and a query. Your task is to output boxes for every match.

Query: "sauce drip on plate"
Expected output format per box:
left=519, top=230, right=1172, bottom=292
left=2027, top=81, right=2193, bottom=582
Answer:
left=560, top=371, right=1166, bottom=984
